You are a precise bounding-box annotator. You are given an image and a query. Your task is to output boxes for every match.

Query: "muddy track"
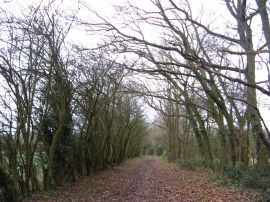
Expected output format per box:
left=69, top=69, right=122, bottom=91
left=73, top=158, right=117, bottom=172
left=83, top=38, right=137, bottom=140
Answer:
left=25, top=157, right=259, bottom=202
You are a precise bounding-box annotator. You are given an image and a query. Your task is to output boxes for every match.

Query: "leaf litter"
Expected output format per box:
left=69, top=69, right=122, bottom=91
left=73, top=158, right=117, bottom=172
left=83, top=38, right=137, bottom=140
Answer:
left=23, top=157, right=261, bottom=202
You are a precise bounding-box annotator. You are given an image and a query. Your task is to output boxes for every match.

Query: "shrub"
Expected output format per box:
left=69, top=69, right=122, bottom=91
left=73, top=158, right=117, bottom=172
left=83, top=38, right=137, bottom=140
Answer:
left=180, top=160, right=196, bottom=170
left=241, top=171, right=265, bottom=189
left=176, top=159, right=215, bottom=171
left=222, top=165, right=270, bottom=191
left=266, top=189, right=270, bottom=201
left=222, top=165, right=244, bottom=180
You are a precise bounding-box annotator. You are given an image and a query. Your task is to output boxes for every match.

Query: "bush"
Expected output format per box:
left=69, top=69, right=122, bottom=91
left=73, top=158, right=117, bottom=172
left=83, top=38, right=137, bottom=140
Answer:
left=179, top=160, right=196, bottom=170
left=266, top=189, right=270, bottom=201
left=176, top=159, right=213, bottom=170
left=195, top=159, right=214, bottom=169
left=218, top=165, right=270, bottom=201
left=222, top=165, right=244, bottom=180
left=241, top=171, right=266, bottom=189
left=222, top=165, right=270, bottom=191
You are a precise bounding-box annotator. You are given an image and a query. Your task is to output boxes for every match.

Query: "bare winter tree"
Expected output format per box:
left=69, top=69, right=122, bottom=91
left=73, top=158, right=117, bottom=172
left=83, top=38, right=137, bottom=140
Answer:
left=81, top=0, right=270, bottom=167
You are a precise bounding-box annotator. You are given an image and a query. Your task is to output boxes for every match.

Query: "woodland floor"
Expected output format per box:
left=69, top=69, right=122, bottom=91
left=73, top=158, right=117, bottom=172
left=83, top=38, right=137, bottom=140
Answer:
left=24, top=157, right=262, bottom=202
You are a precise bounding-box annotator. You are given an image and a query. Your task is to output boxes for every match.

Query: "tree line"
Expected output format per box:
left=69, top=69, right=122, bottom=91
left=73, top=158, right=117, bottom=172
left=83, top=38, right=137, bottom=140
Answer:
left=88, top=0, right=270, bottom=169
left=0, top=2, right=148, bottom=201
left=0, top=0, right=270, bottom=200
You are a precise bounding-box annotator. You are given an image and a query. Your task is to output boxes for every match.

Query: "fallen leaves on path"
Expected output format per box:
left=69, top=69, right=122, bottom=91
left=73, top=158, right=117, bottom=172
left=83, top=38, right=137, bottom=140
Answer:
left=24, top=157, right=261, bottom=202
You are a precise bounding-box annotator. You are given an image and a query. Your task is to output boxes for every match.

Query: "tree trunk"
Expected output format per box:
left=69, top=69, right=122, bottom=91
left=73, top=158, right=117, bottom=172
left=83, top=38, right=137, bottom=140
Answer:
left=0, top=165, right=17, bottom=202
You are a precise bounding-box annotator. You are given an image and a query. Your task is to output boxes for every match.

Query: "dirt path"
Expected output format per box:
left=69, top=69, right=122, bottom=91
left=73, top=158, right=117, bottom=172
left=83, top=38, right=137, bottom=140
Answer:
left=25, top=157, right=259, bottom=202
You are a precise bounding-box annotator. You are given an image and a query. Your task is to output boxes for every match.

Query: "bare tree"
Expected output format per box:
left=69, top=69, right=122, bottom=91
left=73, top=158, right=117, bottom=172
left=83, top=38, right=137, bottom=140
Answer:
left=82, top=0, right=270, bottom=167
